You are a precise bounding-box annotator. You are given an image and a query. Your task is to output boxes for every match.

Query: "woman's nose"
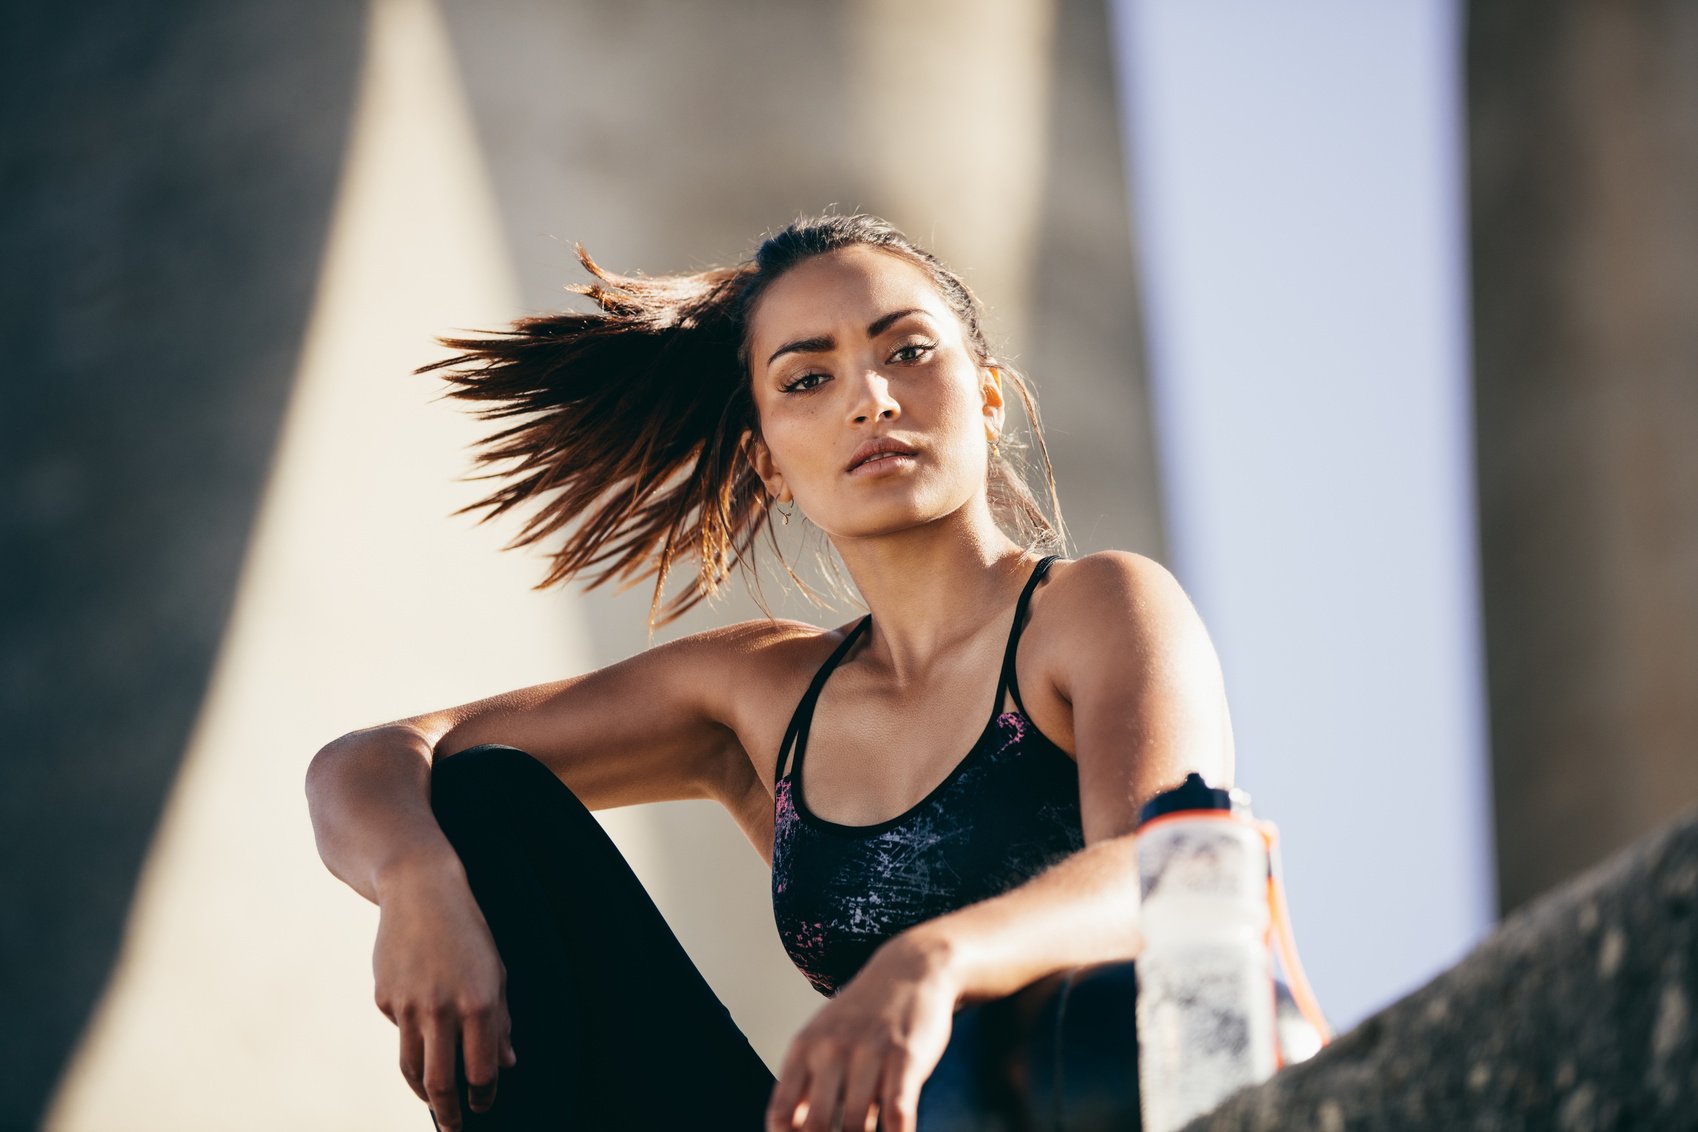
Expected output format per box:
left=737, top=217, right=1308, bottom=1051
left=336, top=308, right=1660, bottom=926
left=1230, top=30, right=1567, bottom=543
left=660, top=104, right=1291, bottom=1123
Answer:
left=847, top=368, right=901, bottom=423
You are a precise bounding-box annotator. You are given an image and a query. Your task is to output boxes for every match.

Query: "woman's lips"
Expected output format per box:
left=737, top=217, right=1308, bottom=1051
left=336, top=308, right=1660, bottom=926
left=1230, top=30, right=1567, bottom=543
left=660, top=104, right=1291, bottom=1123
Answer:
left=847, top=452, right=919, bottom=477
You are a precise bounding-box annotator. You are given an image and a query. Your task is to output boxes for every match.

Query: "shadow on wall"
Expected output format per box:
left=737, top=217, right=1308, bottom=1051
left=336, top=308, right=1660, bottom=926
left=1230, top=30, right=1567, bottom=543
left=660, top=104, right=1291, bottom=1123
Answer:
left=0, top=2, right=365, bottom=1125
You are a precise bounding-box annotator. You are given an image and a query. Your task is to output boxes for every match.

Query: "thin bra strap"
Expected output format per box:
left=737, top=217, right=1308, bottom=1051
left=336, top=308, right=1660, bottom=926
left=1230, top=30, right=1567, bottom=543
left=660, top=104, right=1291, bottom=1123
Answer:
left=775, top=615, right=871, bottom=781
left=993, top=554, right=1062, bottom=723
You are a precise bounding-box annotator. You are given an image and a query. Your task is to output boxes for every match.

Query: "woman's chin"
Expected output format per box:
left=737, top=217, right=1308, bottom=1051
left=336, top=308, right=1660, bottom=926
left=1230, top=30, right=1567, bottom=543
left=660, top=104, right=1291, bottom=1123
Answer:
left=833, top=501, right=984, bottom=540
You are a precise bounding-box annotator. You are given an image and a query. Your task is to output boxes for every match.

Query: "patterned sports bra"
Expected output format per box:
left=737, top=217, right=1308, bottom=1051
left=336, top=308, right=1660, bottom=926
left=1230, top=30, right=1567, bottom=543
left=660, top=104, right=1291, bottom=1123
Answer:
left=770, top=554, right=1086, bottom=997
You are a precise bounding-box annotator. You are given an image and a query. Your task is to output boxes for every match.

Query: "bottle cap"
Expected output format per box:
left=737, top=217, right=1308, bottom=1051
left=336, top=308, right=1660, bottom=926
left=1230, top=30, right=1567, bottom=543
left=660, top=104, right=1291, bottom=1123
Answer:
left=1138, top=772, right=1250, bottom=826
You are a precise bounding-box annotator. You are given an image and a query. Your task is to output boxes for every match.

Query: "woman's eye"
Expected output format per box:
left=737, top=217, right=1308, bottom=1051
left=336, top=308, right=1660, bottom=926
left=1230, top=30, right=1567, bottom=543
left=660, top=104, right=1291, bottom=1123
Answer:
left=891, top=342, right=935, bottom=363
left=781, top=372, right=828, bottom=394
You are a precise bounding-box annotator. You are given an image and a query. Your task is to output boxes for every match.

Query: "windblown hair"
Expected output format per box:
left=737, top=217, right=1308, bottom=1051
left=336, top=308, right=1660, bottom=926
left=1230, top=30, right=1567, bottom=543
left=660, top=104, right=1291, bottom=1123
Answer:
left=418, top=212, right=1070, bottom=632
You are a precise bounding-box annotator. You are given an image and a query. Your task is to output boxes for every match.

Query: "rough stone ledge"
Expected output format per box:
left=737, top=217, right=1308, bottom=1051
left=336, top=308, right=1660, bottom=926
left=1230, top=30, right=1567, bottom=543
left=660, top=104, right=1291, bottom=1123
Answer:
left=1182, top=805, right=1698, bottom=1132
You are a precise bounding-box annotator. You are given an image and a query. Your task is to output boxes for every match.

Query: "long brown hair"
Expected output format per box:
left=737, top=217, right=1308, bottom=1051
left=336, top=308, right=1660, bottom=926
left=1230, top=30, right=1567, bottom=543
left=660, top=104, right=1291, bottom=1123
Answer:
left=418, top=213, right=1071, bottom=634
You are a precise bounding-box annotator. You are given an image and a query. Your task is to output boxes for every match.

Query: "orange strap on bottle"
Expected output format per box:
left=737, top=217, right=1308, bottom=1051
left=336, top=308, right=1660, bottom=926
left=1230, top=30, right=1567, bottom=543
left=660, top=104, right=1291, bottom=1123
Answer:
left=1257, top=820, right=1333, bottom=1045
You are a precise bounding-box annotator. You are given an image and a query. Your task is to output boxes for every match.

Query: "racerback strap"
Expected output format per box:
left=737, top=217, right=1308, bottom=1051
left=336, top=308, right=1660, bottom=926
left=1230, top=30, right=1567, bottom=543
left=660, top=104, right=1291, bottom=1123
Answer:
left=994, top=554, right=1061, bottom=723
left=775, top=615, right=871, bottom=782
left=773, top=553, right=1063, bottom=782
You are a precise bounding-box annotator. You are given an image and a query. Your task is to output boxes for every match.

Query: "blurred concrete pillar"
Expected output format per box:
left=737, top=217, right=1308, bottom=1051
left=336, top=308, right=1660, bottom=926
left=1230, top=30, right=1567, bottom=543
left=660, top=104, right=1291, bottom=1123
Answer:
left=1469, top=1, right=1698, bottom=912
left=43, top=0, right=564, bottom=1124
left=1029, top=0, right=1164, bottom=559
left=0, top=2, right=363, bottom=1125
left=844, top=0, right=1056, bottom=351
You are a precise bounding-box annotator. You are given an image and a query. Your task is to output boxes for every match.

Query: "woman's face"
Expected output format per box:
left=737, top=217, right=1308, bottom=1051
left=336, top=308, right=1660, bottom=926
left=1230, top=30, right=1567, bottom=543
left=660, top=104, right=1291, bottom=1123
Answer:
left=743, top=245, right=1005, bottom=541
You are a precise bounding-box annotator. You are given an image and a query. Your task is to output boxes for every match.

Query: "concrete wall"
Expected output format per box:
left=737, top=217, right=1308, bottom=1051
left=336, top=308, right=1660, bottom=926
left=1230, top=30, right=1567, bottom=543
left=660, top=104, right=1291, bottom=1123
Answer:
left=1469, top=0, right=1698, bottom=913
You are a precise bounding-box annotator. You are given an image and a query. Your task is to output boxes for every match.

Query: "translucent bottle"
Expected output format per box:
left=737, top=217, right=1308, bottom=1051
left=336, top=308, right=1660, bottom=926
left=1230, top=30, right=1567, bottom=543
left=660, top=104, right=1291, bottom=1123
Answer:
left=1135, top=774, right=1277, bottom=1132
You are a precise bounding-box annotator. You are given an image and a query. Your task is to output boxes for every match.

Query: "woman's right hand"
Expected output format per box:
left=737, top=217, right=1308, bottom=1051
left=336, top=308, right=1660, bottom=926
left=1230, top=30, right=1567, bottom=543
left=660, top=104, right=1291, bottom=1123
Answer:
left=372, top=861, right=518, bottom=1131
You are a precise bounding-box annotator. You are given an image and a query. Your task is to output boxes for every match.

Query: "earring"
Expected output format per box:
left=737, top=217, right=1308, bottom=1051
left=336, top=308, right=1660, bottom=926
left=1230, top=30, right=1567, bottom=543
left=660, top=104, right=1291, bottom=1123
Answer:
left=773, top=498, right=793, bottom=526
left=988, top=433, right=1002, bottom=462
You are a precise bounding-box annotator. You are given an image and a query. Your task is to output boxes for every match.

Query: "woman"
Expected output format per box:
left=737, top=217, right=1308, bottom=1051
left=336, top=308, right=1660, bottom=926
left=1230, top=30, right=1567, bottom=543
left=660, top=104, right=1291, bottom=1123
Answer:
left=305, top=214, right=1236, bottom=1131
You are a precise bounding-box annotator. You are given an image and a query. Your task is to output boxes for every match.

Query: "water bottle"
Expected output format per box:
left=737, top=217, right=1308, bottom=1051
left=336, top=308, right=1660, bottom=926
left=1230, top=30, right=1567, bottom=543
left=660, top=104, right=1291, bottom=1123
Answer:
left=1134, top=773, right=1277, bottom=1132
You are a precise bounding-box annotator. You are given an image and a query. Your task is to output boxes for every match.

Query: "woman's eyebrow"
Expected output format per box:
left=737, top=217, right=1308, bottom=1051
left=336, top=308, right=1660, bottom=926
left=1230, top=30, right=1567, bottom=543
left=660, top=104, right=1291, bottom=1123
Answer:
left=866, top=307, right=928, bottom=338
left=765, top=308, right=930, bottom=370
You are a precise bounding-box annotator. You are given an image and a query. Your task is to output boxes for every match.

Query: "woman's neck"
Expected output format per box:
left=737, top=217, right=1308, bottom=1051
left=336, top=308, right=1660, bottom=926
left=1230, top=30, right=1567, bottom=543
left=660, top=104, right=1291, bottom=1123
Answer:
left=832, top=521, right=1034, bottom=688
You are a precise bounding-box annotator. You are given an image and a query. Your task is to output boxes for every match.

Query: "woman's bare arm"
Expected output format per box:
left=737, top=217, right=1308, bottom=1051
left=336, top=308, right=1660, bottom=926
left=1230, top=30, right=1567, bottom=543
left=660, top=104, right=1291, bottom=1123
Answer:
left=303, top=619, right=794, bottom=905
left=306, top=723, right=458, bottom=905
left=305, top=619, right=810, bottom=1130
left=915, top=549, right=1234, bottom=1001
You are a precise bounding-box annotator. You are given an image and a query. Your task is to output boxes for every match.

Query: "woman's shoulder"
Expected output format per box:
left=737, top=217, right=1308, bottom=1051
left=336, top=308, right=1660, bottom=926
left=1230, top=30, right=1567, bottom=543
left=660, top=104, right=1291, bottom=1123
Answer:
left=681, top=613, right=859, bottom=669
left=1037, top=549, right=1183, bottom=625
left=1023, top=549, right=1196, bottom=687
left=676, top=614, right=862, bottom=719
left=680, top=614, right=865, bottom=803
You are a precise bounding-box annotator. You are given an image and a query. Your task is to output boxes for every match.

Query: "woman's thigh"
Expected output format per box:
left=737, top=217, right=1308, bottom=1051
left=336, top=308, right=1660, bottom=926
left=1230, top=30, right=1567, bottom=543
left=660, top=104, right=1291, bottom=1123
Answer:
left=429, top=744, right=775, bottom=1130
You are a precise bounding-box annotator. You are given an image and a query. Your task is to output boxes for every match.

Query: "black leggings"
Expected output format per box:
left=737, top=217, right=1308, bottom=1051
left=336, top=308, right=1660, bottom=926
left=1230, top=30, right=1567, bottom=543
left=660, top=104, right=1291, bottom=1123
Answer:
left=428, top=743, right=1144, bottom=1131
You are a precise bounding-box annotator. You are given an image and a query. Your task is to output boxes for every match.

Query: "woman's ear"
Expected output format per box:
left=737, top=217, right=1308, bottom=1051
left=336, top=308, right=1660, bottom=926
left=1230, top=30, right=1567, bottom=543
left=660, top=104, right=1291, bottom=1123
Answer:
left=741, top=429, right=789, bottom=503
left=983, top=367, right=1008, bottom=436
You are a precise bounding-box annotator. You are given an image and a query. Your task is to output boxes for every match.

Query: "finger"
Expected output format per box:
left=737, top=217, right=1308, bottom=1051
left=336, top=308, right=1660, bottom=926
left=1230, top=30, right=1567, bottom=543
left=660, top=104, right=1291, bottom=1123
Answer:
left=800, top=1054, right=846, bottom=1132
left=422, top=1010, right=464, bottom=1132
left=839, top=1046, right=886, bottom=1132
left=878, top=1047, right=924, bottom=1132
left=502, top=1027, right=518, bottom=1069
left=460, top=1000, right=503, bottom=1115
left=766, top=1055, right=810, bottom=1132
left=399, top=1015, right=428, bottom=1104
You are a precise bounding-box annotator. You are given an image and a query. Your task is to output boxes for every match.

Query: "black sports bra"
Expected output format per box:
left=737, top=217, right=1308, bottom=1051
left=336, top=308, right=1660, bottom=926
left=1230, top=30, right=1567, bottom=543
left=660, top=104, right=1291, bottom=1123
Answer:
left=770, top=554, right=1086, bottom=996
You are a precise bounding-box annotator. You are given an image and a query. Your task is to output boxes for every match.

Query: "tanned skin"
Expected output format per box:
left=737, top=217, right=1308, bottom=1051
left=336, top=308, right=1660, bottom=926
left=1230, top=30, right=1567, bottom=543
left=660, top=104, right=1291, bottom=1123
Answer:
left=306, top=245, right=1232, bottom=1132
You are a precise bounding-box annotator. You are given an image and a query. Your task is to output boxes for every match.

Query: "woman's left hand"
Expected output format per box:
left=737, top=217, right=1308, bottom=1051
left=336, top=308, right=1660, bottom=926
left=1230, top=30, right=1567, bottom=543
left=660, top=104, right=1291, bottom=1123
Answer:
left=765, top=932, right=962, bottom=1132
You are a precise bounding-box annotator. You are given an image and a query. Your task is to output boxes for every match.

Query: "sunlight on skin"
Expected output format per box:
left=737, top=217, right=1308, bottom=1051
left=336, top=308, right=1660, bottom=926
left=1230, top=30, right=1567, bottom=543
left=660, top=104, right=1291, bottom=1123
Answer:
left=744, top=244, right=1008, bottom=560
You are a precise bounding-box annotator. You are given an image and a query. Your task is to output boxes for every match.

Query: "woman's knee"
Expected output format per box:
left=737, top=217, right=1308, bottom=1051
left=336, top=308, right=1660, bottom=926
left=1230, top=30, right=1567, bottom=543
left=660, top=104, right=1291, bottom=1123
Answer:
left=1003, top=962, right=1140, bottom=1131
left=919, top=963, right=1138, bottom=1131
left=430, top=743, right=592, bottom=826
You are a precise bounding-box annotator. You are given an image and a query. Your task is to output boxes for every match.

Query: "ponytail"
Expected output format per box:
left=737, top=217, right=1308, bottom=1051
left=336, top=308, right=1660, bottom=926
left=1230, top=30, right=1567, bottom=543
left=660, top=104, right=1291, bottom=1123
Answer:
left=418, top=244, right=768, bottom=631
left=418, top=214, right=1070, bottom=634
